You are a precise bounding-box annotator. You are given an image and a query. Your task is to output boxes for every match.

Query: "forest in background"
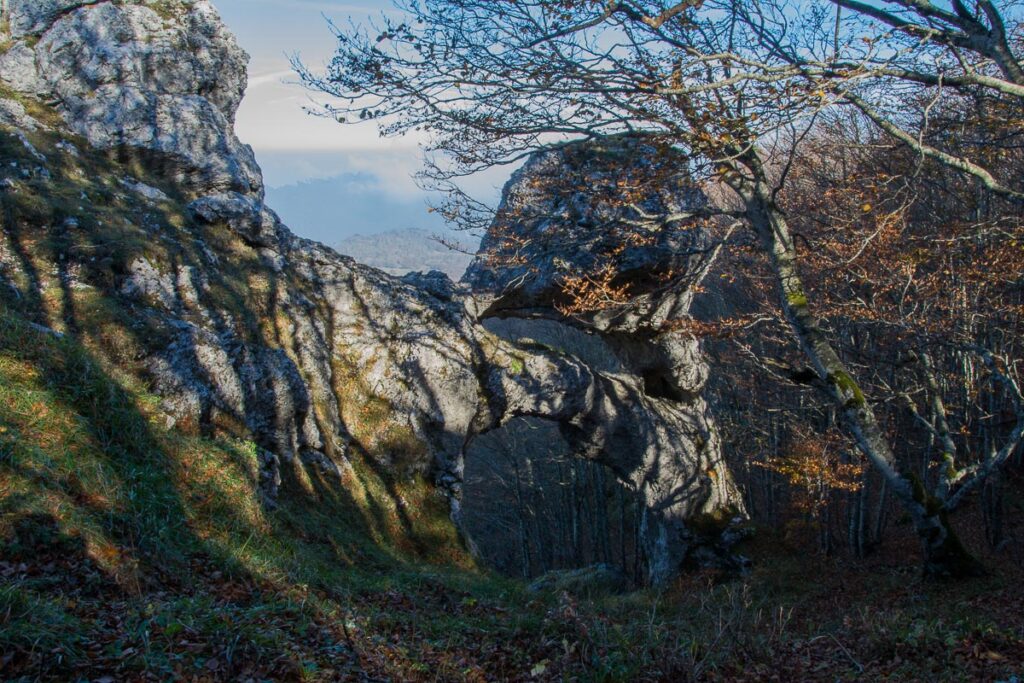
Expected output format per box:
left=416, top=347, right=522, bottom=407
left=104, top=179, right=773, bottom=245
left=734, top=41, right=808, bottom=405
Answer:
left=460, top=96, right=1024, bottom=584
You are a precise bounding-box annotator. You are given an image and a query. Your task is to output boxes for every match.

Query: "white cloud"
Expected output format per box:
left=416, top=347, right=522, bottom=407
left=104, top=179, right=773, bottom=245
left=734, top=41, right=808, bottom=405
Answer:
left=247, top=70, right=296, bottom=89
left=235, top=74, right=430, bottom=154
left=217, top=0, right=512, bottom=243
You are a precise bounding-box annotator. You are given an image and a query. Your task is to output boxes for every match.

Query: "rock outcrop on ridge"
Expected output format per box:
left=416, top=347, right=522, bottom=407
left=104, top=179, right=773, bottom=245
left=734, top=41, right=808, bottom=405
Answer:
left=463, top=139, right=744, bottom=581
left=0, top=0, right=742, bottom=583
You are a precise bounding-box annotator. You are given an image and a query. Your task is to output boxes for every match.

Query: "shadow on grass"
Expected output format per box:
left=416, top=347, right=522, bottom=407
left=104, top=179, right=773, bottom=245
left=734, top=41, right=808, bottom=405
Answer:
left=0, top=313, right=374, bottom=679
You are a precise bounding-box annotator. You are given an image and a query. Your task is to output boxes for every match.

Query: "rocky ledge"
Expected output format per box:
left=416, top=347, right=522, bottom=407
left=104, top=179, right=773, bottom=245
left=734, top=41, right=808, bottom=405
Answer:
left=0, top=0, right=743, bottom=583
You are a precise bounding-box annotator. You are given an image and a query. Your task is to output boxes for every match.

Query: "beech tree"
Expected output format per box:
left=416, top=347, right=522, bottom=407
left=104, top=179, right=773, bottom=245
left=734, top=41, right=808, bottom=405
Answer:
left=299, top=0, right=1023, bottom=576
left=710, top=100, right=1024, bottom=560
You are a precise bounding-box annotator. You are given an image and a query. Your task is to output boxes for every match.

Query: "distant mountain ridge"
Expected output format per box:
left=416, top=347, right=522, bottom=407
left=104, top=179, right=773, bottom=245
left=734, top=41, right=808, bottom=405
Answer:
left=336, top=227, right=475, bottom=279
left=264, top=173, right=448, bottom=245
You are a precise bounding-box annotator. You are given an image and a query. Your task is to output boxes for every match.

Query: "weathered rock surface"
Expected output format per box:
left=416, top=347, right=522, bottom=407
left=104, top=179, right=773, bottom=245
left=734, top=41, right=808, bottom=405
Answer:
left=0, top=1, right=742, bottom=584
left=464, top=137, right=713, bottom=332
left=464, top=139, right=744, bottom=583
left=188, top=193, right=282, bottom=248
left=1, top=0, right=260, bottom=194
left=6, top=0, right=101, bottom=38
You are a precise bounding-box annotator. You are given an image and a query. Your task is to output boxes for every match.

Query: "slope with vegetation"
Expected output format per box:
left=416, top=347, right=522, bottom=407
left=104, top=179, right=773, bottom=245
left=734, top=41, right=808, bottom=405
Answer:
left=2, top=320, right=1022, bottom=680
left=0, top=0, right=749, bottom=591
left=0, top=0, right=1022, bottom=681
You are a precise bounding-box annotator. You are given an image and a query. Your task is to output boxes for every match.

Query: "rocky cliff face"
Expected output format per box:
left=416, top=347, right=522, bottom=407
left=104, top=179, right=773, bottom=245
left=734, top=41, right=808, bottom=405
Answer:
left=0, top=0, right=742, bottom=583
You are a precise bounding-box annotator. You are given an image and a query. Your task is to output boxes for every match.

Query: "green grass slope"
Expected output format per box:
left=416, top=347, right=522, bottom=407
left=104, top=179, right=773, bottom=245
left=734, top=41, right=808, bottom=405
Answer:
left=0, top=312, right=508, bottom=680
left=0, top=91, right=1022, bottom=683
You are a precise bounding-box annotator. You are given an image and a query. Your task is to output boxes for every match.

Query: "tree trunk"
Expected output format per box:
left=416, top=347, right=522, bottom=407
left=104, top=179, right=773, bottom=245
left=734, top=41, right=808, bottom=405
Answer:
left=982, top=474, right=1005, bottom=551
left=570, top=462, right=582, bottom=565
left=512, top=457, right=532, bottom=578
left=734, top=163, right=984, bottom=578
left=915, top=503, right=984, bottom=578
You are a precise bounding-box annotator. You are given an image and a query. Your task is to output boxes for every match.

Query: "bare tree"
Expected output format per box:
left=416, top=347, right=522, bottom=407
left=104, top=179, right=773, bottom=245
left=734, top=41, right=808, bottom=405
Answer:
left=298, top=0, right=1023, bottom=576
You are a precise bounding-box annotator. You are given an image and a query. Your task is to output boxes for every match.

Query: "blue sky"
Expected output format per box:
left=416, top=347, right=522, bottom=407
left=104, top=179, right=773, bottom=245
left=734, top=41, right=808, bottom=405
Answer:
left=217, top=0, right=401, bottom=181
left=214, top=0, right=500, bottom=246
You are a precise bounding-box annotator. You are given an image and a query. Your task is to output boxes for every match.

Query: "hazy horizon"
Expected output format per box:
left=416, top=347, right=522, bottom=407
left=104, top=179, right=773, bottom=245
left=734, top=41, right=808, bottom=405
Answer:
left=215, top=0, right=502, bottom=256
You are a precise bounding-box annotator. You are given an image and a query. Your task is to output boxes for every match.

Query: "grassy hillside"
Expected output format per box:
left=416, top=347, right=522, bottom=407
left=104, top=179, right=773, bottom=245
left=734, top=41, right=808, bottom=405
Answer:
left=0, top=310, right=487, bottom=679
left=2, top=310, right=1023, bottom=681
left=0, top=87, right=1022, bottom=683
left=0, top=95, right=524, bottom=680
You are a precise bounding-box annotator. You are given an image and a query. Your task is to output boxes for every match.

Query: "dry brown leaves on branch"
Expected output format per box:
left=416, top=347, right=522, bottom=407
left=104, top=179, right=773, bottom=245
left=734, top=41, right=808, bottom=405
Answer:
left=756, top=429, right=865, bottom=517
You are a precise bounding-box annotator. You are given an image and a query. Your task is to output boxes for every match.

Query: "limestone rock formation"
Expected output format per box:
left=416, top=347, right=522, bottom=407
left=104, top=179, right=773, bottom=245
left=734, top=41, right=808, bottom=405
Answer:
left=463, top=139, right=744, bottom=582
left=0, top=0, right=260, bottom=194
left=0, top=0, right=742, bottom=583
left=464, top=137, right=711, bottom=331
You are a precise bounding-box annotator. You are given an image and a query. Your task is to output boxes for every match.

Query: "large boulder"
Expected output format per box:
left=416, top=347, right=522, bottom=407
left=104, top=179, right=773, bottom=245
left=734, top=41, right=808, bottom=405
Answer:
left=464, top=136, right=712, bottom=332
left=0, top=0, right=261, bottom=195
left=463, top=137, right=745, bottom=583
